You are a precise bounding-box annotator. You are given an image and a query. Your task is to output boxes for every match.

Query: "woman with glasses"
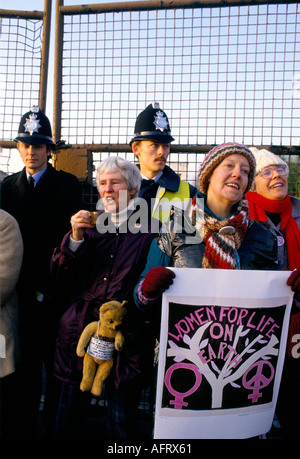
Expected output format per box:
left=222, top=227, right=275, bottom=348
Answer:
left=246, top=147, right=300, bottom=439
left=246, top=148, right=300, bottom=271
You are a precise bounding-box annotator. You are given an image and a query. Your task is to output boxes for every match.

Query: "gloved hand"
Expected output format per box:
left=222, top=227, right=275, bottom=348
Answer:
left=287, top=269, right=300, bottom=302
left=142, top=267, right=175, bottom=298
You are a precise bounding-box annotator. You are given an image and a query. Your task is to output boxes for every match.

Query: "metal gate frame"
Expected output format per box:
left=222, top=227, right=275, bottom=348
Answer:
left=0, top=0, right=299, bottom=197
left=0, top=0, right=51, bottom=151
left=52, top=0, right=300, bottom=156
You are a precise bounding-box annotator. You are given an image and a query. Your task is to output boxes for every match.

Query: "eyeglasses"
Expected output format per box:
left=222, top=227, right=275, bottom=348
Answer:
left=259, top=165, right=289, bottom=179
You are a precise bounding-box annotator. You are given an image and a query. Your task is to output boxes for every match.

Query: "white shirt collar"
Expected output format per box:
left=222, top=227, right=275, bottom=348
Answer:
left=141, top=171, right=163, bottom=183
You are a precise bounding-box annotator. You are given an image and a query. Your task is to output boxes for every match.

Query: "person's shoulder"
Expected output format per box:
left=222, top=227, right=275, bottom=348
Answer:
left=48, top=165, right=80, bottom=184
left=247, top=219, right=277, bottom=246
left=290, top=194, right=300, bottom=208
left=0, top=209, right=20, bottom=234
left=161, top=165, right=179, bottom=182
left=290, top=195, right=300, bottom=223
left=241, top=220, right=278, bottom=270
left=57, top=170, right=80, bottom=184
left=161, top=166, right=197, bottom=197
left=248, top=218, right=273, bottom=233
left=2, top=170, right=24, bottom=185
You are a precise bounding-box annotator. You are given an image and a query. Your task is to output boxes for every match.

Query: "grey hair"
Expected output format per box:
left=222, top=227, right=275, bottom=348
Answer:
left=96, top=156, right=141, bottom=197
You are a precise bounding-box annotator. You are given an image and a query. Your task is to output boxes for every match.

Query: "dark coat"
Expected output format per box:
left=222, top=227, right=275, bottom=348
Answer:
left=1, top=164, right=81, bottom=349
left=1, top=165, right=81, bottom=300
left=157, top=207, right=279, bottom=271
left=134, top=206, right=279, bottom=313
left=48, top=217, right=156, bottom=388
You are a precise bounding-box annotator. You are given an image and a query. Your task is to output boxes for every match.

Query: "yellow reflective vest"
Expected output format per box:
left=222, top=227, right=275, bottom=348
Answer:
left=152, top=180, right=191, bottom=223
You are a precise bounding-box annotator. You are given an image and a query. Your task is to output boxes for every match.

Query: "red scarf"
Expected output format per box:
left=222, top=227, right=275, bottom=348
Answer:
left=246, top=191, right=300, bottom=270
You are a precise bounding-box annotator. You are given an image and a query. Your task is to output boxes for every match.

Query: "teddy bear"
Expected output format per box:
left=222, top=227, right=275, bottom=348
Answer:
left=76, top=300, right=127, bottom=397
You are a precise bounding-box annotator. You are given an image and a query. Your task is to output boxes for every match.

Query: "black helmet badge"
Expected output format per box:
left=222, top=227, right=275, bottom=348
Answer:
left=154, top=110, right=169, bottom=132
left=24, top=106, right=42, bottom=136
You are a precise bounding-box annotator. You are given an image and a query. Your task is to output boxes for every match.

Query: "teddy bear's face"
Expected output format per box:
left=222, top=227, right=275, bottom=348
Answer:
left=100, top=302, right=127, bottom=331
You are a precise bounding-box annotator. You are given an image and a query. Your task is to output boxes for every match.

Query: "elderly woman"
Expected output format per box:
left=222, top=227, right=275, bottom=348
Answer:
left=246, top=147, right=300, bottom=438
left=47, top=157, right=156, bottom=439
left=246, top=148, right=300, bottom=272
left=134, top=143, right=280, bottom=312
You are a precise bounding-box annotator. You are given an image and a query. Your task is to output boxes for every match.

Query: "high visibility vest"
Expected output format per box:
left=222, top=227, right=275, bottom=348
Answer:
left=152, top=181, right=191, bottom=223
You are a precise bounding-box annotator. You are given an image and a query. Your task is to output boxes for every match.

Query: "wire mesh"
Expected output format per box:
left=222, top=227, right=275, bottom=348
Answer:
left=0, top=2, right=299, bottom=196
left=0, top=17, right=43, bottom=139
left=282, top=154, right=300, bottom=197
left=0, top=16, right=44, bottom=173
left=60, top=3, right=300, bottom=148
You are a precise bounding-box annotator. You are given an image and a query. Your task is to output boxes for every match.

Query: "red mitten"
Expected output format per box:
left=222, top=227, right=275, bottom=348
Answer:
left=142, top=267, right=175, bottom=298
left=287, top=269, right=300, bottom=302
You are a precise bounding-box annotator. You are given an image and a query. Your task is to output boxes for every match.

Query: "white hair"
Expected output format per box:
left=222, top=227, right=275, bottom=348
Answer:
left=96, top=156, right=141, bottom=197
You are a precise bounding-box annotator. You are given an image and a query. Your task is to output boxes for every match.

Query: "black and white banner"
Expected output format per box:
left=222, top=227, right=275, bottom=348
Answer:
left=154, top=269, right=294, bottom=439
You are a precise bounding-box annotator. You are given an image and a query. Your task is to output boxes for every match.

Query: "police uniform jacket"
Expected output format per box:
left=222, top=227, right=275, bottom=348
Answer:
left=1, top=164, right=81, bottom=327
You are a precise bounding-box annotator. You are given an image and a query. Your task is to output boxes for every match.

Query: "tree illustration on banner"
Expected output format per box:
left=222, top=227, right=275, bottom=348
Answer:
left=163, top=303, right=286, bottom=410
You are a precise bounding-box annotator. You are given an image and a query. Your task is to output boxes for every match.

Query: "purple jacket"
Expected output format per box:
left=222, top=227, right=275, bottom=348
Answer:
left=49, top=219, right=155, bottom=388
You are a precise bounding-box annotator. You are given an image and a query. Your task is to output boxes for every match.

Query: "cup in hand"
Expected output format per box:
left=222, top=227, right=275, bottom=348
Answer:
left=90, top=210, right=101, bottom=225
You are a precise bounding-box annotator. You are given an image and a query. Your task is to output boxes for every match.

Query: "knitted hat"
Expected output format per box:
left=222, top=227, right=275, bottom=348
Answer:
left=198, top=142, right=256, bottom=195
left=129, top=102, right=174, bottom=145
left=249, top=147, right=288, bottom=174
left=14, top=105, right=55, bottom=147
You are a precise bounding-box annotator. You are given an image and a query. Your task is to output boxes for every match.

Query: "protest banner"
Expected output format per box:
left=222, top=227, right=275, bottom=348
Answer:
left=154, top=269, right=294, bottom=439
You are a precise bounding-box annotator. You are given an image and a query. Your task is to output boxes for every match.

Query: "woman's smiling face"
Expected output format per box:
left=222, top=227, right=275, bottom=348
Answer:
left=254, top=166, right=288, bottom=201
left=206, top=154, right=250, bottom=217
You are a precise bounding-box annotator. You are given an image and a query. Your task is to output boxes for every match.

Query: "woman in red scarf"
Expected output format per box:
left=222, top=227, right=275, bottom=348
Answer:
left=246, top=148, right=300, bottom=272
left=246, top=147, right=300, bottom=439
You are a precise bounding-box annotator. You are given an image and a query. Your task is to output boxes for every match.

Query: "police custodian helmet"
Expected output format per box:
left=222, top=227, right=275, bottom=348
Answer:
left=14, top=105, right=55, bottom=148
left=129, top=102, right=175, bottom=145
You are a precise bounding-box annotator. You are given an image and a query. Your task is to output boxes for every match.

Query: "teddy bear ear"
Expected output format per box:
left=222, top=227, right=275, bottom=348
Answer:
left=99, top=302, right=109, bottom=313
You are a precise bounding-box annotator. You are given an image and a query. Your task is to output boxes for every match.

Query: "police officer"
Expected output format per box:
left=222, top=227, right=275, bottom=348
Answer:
left=1, top=106, right=81, bottom=437
left=130, top=104, right=197, bottom=421
left=130, top=102, right=197, bottom=222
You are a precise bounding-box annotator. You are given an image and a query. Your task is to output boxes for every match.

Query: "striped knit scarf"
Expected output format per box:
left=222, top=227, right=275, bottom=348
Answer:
left=188, top=196, right=249, bottom=269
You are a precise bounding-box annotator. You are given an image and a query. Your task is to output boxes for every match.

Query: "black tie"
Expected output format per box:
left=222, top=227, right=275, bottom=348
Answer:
left=141, top=178, right=155, bottom=188
left=140, top=179, right=158, bottom=214
left=28, top=175, right=35, bottom=191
